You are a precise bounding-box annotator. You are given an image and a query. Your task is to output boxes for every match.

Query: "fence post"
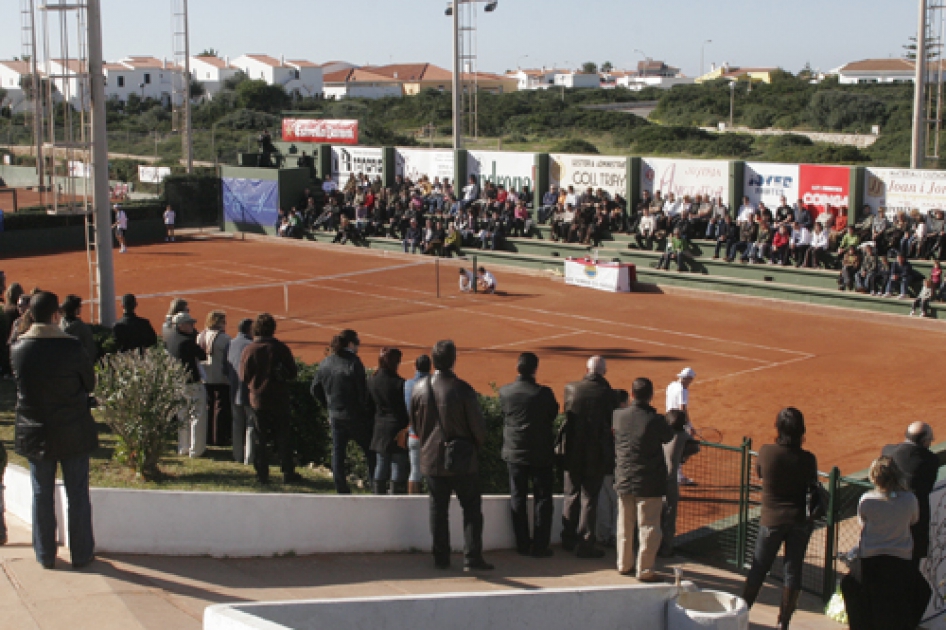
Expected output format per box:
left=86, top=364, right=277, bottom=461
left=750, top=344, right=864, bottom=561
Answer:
left=822, top=466, right=841, bottom=603
left=736, top=437, right=751, bottom=570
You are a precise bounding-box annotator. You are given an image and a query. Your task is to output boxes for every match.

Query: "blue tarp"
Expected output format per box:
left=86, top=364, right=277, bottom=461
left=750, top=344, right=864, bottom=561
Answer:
left=222, top=177, right=279, bottom=228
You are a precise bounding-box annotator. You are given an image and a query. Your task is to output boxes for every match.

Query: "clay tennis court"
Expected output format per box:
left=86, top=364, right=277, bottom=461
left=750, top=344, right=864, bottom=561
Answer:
left=4, top=234, right=944, bottom=474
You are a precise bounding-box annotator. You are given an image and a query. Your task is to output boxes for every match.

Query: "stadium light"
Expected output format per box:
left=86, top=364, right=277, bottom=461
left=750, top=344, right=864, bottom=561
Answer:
left=445, top=0, right=499, bottom=149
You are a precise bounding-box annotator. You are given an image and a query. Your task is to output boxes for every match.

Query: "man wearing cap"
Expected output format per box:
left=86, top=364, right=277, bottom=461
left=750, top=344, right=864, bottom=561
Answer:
left=227, top=318, right=256, bottom=465
left=166, top=311, right=208, bottom=458
left=666, top=368, right=696, bottom=486
left=112, top=294, right=158, bottom=354
left=12, top=291, right=97, bottom=569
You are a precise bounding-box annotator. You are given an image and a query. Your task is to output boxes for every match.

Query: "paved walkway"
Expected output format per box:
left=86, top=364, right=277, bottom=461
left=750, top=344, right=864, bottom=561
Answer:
left=0, top=515, right=840, bottom=630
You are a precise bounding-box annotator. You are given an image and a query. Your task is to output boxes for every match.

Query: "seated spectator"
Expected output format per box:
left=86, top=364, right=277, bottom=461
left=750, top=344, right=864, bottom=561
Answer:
left=855, top=244, right=879, bottom=294
left=443, top=224, right=462, bottom=258
left=704, top=199, right=729, bottom=238
left=538, top=185, right=559, bottom=224
left=924, top=209, right=946, bottom=260
left=774, top=201, right=794, bottom=230
left=884, top=253, right=913, bottom=299
left=931, top=260, right=945, bottom=300
left=789, top=221, right=811, bottom=268
left=403, top=218, right=422, bottom=254
left=636, top=208, right=657, bottom=251
left=903, top=216, right=926, bottom=259
left=838, top=246, right=861, bottom=291
left=803, top=222, right=829, bottom=269
left=837, top=224, right=859, bottom=254
left=911, top=279, right=934, bottom=317
left=728, top=216, right=756, bottom=263
left=479, top=212, right=506, bottom=251
left=511, top=201, right=530, bottom=238
left=657, top=228, right=686, bottom=272
left=747, top=220, right=773, bottom=264
left=712, top=214, right=737, bottom=259
left=477, top=266, right=497, bottom=294
left=421, top=219, right=443, bottom=256
left=770, top=225, right=791, bottom=266
left=333, top=215, right=360, bottom=245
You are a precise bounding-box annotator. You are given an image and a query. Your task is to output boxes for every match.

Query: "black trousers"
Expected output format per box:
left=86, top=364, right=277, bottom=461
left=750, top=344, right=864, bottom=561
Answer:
left=562, top=470, right=603, bottom=552
left=251, top=406, right=294, bottom=481
left=841, top=554, right=931, bottom=630
left=427, top=474, right=484, bottom=565
left=507, top=463, right=554, bottom=554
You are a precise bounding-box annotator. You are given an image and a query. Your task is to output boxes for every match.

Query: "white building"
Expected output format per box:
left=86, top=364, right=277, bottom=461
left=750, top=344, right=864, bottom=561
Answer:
left=553, top=72, right=600, bottom=89
left=231, top=54, right=323, bottom=97
left=189, top=55, right=240, bottom=98
left=833, top=58, right=915, bottom=85
left=508, top=68, right=600, bottom=90
left=103, top=56, right=177, bottom=105
left=323, top=67, right=403, bottom=100
left=616, top=75, right=694, bottom=90
left=0, top=60, right=31, bottom=113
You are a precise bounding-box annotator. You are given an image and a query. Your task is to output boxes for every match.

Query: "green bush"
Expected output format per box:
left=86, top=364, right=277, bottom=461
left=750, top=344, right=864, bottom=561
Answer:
left=550, top=138, right=600, bottom=154
left=288, top=360, right=331, bottom=469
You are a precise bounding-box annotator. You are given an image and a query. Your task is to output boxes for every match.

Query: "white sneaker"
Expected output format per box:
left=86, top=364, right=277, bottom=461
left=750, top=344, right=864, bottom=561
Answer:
left=882, top=293, right=891, bottom=298
left=910, top=310, right=916, bottom=316
left=120, top=247, right=126, bottom=253
left=897, top=294, right=906, bottom=300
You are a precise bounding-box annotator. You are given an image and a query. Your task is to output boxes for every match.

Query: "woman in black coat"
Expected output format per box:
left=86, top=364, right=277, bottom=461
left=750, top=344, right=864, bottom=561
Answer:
left=368, top=348, right=410, bottom=495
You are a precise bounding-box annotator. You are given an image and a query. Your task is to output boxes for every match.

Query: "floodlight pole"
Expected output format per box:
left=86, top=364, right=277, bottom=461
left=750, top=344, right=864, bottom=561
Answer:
left=912, top=0, right=928, bottom=168
left=88, top=0, right=116, bottom=325
left=452, top=1, right=461, bottom=150
left=182, top=0, right=193, bottom=173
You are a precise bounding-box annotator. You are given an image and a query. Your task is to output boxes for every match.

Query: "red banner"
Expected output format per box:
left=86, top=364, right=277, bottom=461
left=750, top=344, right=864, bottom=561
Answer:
left=798, top=164, right=850, bottom=218
left=282, top=119, right=359, bottom=144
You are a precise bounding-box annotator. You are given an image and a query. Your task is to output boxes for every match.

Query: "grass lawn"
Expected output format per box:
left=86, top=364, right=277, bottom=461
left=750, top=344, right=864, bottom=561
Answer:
left=0, top=380, right=351, bottom=494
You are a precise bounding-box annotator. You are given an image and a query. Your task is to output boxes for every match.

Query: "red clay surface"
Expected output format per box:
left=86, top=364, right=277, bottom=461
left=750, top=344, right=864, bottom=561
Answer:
left=4, top=235, right=944, bottom=475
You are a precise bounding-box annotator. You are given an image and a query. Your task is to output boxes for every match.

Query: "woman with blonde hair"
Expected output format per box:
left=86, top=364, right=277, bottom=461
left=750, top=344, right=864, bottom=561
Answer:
left=198, top=310, right=232, bottom=447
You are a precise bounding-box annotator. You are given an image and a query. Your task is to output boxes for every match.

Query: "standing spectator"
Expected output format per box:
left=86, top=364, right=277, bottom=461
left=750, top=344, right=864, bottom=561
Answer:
left=368, top=348, right=410, bottom=495
left=411, top=340, right=492, bottom=571
left=404, top=354, right=431, bottom=495
left=841, top=456, right=931, bottom=630
left=198, top=311, right=232, bottom=447
left=0, top=435, right=6, bottom=545
left=499, top=352, right=560, bottom=558
left=166, top=312, right=208, bottom=458
left=741, top=408, right=818, bottom=629
left=613, top=378, right=675, bottom=581
left=660, top=409, right=690, bottom=557
left=240, top=313, right=301, bottom=484
left=666, top=367, right=696, bottom=486
left=311, top=329, right=375, bottom=493
left=163, top=205, right=176, bottom=242
left=561, top=356, right=617, bottom=558
left=8, top=294, right=32, bottom=347
left=112, top=204, right=128, bottom=253
left=112, top=294, right=157, bottom=354
left=882, top=422, right=938, bottom=570
left=59, top=295, right=96, bottom=362
left=13, top=291, right=97, bottom=569
left=161, top=298, right=189, bottom=346
left=227, top=318, right=255, bottom=465
left=0, top=281, right=20, bottom=378
left=598, top=389, right=630, bottom=549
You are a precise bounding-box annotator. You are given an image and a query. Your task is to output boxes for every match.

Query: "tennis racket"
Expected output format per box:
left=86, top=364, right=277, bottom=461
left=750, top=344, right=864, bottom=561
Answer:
left=693, top=427, right=723, bottom=444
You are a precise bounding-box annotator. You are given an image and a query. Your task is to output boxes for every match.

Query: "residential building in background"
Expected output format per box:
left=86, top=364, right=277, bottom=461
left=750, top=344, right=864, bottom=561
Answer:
left=104, top=56, right=177, bottom=105
left=189, top=55, right=240, bottom=98
left=231, top=54, right=323, bottom=97
left=696, top=63, right=780, bottom=84
left=507, top=68, right=599, bottom=90
left=831, top=58, right=916, bottom=84
left=323, top=67, right=403, bottom=100
left=365, top=63, right=517, bottom=96
left=0, top=60, right=30, bottom=113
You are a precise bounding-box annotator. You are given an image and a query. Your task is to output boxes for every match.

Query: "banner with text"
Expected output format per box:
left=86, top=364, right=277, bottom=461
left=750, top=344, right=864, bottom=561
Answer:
left=138, top=165, right=172, bottom=184
left=395, top=148, right=455, bottom=182
left=331, top=146, right=383, bottom=184
left=468, top=150, right=535, bottom=193
left=864, top=167, right=946, bottom=215
left=641, top=158, right=729, bottom=201
left=564, top=258, right=633, bottom=293
left=743, top=162, right=799, bottom=208
left=550, top=153, right=627, bottom=198
left=222, top=178, right=279, bottom=228
left=282, top=118, right=358, bottom=144
left=798, top=164, right=850, bottom=219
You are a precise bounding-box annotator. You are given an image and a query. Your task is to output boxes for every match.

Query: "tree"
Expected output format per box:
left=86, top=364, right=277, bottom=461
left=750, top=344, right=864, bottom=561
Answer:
left=196, top=48, right=218, bottom=58
left=601, top=61, right=613, bottom=73
left=581, top=61, right=598, bottom=74
left=222, top=70, right=248, bottom=91
left=189, top=79, right=205, bottom=100
left=19, top=74, right=57, bottom=105
left=235, top=79, right=289, bottom=112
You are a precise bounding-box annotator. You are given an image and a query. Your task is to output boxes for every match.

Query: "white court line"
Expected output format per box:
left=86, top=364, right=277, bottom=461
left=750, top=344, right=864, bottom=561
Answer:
left=484, top=332, right=581, bottom=351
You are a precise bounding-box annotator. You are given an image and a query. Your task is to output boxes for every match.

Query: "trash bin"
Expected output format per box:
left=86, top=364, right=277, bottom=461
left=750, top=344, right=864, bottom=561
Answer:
left=667, top=590, right=749, bottom=630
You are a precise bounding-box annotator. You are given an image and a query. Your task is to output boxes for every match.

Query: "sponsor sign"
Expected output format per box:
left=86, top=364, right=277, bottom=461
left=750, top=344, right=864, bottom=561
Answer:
left=564, top=258, right=633, bottom=292
left=395, top=148, right=455, bottom=182
left=641, top=158, right=729, bottom=201
left=743, top=162, right=799, bottom=209
left=550, top=154, right=627, bottom=198
left=798, top=164, right=850, bottom=217
left=864, top=167, right=946, bottom=215
left=138, top=165, right=172, bottom=184
left=281, top=118, right=359, bottom=145
left=222, top=178, right=279, bottom=227
left=331, top=146, right=383, bottom=184
left=468, top=150, right=535, bottom=193
left=68, top=161, right=90, bottom=179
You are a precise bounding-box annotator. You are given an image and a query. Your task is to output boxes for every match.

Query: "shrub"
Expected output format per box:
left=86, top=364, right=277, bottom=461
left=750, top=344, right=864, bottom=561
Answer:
left=550, top=138, right=600, bottom=154
left=94, top=347, right=193, bottom=480
left=288, top=360, right=331, bottom=468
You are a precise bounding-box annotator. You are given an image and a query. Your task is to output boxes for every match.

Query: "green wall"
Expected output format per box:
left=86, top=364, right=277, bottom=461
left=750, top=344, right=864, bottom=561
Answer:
left=0, top=218, right=165, bottom=257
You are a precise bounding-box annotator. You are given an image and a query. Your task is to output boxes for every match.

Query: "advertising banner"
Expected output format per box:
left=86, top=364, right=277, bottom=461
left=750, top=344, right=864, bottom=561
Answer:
left=68, top=161, right=90, bottom=179
left=564, top=258, right=633, bottom=292
left=395, top=148, right=455, bottom=182
left=468, top=150, right=535, bottom=193
left=550, top=154, right=627, bottom=198
left=743, top=162, right=799, bottom=208
left=138, top=165, right=172, bottom=184
left=331, top=146, right=383, bottom=184
left=222, top=178, right=279, bottom=227
left=864, top=167, right=946, bottom=215
left=281, top=118, right=359, bottom=144
left=641, top=158, right=729, bottom=201
left=798, top=164, right=850, bottom=218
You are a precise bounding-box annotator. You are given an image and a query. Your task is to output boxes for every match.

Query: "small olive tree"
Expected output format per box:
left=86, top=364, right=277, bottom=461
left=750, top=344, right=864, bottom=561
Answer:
left=95, top=346, right=193, bottom=480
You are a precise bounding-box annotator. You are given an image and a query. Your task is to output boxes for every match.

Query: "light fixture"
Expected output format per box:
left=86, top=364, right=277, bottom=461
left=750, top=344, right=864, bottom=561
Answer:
left=445, top=2, right=453, bottom=15
left=484, top=1, right=498, bottom=11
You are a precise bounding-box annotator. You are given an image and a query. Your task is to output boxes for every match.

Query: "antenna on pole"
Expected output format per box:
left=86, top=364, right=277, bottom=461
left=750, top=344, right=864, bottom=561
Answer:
left=172, top=0, right=193, bottom=172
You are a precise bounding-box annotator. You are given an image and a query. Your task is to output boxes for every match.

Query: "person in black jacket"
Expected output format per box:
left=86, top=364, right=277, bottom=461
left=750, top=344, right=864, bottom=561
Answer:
left=612, top=378, right=674, bottom=582
left=561, top=356, right=617, bottom=558
left=112, top=294, right=157, bottom=354
left=881, top=422, right=939, bottom=570
left=368, top=347, right=410, bottom=495
left=499, top=352, right=560, bottom=558
left=311, top=329, right=375, bottom=493
left=166, top=312, right=208, bottom=458
left=13, top=291, right=98, bottom=569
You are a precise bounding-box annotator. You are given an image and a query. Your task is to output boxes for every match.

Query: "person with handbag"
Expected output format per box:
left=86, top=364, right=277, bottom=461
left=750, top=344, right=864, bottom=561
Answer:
left=368, top=348, right=411, bottom=495
left=741, top=407, right=818, bottom=630
left=841, top=456, right=932, bottom=630
left=410, top=340, right=492, bottom=571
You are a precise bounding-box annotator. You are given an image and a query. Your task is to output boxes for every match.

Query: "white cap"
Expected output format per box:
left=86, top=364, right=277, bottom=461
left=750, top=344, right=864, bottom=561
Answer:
left=678, top=367, right=696, bottom=379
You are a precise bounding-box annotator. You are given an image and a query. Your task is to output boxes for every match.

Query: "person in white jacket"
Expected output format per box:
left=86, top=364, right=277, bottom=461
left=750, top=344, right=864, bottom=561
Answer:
left=803, top=222, right=830, bottom=268
left=789, top=222, right=812, bottom=267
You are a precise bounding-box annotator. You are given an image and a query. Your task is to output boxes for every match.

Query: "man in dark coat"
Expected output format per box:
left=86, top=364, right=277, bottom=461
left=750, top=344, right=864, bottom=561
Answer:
left=111, top=293, right=157, bottom=354
left=227, top=318, right=255, bottom=465
left=411, top=339, right=492, bottom=571
left=613, top=377, right=674, bottom=582
left=13, top=291, right=98, bottom=569
left=499, top=352, right=560, bottom=557
left=882, top=422, right=939, bottom=568
left=241, top=313, right=300, bottom=484
left=561, top=355, right=617, bottom=558
left=166, top=312, right=207, bottom=458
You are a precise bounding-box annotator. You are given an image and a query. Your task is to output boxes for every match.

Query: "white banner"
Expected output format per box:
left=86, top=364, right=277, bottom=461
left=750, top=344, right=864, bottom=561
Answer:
left=137, top=165, right=171, bottom=183
left=641, top=158, right=729, bottom=201
left=744, top=162, right=799, bottom=208
left=395, top=148, right=455, bottom=183
left=865, top=167, right=946, bottom=215
left=564, top=258, right=631, bottom=293
left=331, top=146, right=383, bottom=184
left=468, top=150, right=535, bottom=193
left=550, top=153, right=627, bottom=198
left=68, top=161, right=91, bottom=179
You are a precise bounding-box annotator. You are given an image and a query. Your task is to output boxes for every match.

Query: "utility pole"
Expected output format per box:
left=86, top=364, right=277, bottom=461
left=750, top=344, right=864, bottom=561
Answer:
left=182, top=0, right=192, bottom=173
left=913, top=0, right=929, bottom=168
left=25, top=0, right=45, bottom=190
left=451, top=1, right=461, bottom=150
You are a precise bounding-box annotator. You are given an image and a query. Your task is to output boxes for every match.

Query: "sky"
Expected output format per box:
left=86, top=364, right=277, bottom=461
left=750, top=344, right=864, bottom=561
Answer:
left=1, top=0, right=918, bottom=77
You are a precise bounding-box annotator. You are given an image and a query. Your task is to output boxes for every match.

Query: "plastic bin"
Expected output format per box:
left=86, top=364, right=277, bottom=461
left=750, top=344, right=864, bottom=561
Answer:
left=667, top=590, right=749, bottom=630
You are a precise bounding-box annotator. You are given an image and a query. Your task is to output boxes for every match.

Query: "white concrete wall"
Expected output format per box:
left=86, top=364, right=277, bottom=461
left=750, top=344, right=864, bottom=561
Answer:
left=204, top=584, right=695, bottom=630
left=5, top=464, right=564, bottom=557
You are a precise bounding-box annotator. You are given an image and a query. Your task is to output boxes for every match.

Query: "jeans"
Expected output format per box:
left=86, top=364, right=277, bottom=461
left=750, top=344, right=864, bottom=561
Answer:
left=427, top=474, right=484, bottom=565
left=886, top=275, right=909, bottom=296
left=30, top=455, right=95, bottom=566
left=403, top=240, right=420, bottom=254
left=507, top=463, right=554, bottom=554
left=330, top=418, right=376, bottom=494
left=375, top=451, right=409, bottom=483
left=747, top=242, right=769, bottom=262
left=855, top=272, right=876, bottom=292
left=616, top=494, right=663, bottom=576
left=727, top=240, right=749, bottom=261
left=252, top=406, right=295, bottom=481
left=178, top=382, right=207, bottom=458
left=745, top=522, right=813, bottom=590
left=408, top=434, right=422, bottom=483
